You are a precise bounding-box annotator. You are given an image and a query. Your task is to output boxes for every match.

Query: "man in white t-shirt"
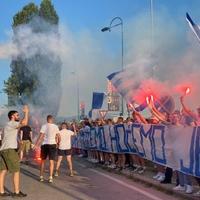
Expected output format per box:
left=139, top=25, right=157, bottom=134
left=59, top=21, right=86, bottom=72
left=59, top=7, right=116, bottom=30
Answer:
left=54, top=122, right=76, bottom=177
left=34, top=115, right=59, bottom=183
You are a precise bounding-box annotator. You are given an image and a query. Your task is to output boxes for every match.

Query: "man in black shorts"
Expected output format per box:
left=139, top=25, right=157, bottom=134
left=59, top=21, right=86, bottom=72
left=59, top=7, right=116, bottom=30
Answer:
left=55, top=122, right=76, bottom=177
left=19, top=125, right=32, bottom=162
left=34, top=115, right=59, bottom=183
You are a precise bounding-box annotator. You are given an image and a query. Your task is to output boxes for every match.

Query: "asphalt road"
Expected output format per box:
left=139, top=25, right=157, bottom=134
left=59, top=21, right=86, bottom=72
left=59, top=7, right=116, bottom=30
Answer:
left=3, top=157, right=180, bottom=200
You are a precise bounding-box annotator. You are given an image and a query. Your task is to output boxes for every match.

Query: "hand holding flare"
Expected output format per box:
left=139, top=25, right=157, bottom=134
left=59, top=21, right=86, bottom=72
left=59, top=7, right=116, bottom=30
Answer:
left=180, top=87, right=191, bottom=104
left=185, top=87, right=190, bottom=95
left=146, top=95, right=170, bottom=124
left=130, top=103, right=147, bottom=124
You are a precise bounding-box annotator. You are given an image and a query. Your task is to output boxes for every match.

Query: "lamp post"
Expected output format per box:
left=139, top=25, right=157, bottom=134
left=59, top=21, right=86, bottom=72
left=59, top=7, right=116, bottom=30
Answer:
left=71, top=71, right=80, bottom=121
left=101, top=17, right=124, bottom=116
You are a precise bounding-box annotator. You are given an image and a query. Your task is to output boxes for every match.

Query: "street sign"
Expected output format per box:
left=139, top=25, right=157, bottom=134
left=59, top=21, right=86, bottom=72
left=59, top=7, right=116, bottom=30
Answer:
left=107, top=92, right=120, bottom=111
left=99, top=110, right=108, bottom=119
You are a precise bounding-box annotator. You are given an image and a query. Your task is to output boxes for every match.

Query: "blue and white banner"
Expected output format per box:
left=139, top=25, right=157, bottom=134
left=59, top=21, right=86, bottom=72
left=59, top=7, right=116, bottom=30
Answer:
left=72, top=123, right=200, bottom=177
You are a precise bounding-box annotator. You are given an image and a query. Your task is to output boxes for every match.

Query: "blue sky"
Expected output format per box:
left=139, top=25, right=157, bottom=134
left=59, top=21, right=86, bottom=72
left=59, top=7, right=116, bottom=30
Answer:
left=0, top=0, right=200, bottom=114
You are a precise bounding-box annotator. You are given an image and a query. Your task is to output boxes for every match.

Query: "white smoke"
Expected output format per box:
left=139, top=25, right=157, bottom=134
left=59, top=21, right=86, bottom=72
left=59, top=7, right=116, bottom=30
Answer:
left=0, top=9, right=200, bottom=117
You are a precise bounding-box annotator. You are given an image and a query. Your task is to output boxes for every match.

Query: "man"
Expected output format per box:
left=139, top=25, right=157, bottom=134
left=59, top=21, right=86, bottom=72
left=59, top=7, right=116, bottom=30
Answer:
left=19, top=125, right=33, bottom=162
left=0, top=105, right=29, bottom=197
left=34, top=115, right=59, bottom=183
left=55, top=122, right=76, bottom=177
left=0, top=128, right=2, bottom=147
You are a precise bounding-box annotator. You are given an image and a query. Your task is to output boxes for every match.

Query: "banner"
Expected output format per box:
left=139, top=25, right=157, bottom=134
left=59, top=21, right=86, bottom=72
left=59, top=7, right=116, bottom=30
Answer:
left=72, top=123, right=200, bottom=177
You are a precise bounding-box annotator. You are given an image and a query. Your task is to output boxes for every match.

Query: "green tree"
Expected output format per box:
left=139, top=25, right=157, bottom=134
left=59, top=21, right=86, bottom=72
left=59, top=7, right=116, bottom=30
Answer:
left=12, top=3, right=39, bottom=27
left=5, top=0, right=61, bottom=116
left=39, top=0, right=59, bottom=25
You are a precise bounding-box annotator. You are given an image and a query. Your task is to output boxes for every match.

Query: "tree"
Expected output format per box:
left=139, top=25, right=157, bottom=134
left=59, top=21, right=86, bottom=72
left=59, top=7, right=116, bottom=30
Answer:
left=39, top=0, right=59, bottom=25
left=4, top=0, right=61, bottom=115
left=12, top=3, right=39, bottom=27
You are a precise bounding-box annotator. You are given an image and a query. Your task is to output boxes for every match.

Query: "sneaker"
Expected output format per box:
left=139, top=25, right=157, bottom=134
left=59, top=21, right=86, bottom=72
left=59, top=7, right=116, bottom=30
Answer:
left=73, top=170, right=78, bottom=175
left=138, top=167, right=145, bottom=174
left=157, top=175, right=165, bottom=181
left=110, top=164, right=117, bottom=169
left=153, top=172, right=161, bottom=179
left=54, top=171, right=59, bottom=177
left=12, top=191, right=27, bottom=198
left=69, top=171, right=74, bottom=177
left=0, top=192, right=11, bottom=197
left=173, top=185, right=185, bottom=191
left=193, top=190, right=200, bottom=196
left=185, top=185, right=193, bottom=194
left=48, top=176, right=53, bottom=183
left=39, top=176, right=44, bottom=182
left=133, top=165, right=140, bottom=172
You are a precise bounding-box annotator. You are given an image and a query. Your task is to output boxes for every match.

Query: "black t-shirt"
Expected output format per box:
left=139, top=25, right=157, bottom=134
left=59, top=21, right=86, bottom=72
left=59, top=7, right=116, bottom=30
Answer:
left=20, top=126, right=32, bottom=141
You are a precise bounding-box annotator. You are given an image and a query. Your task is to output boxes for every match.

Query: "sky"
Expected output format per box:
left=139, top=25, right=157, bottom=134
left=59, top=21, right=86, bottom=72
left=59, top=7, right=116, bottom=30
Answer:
left=1, top=0, right=200, bottom=117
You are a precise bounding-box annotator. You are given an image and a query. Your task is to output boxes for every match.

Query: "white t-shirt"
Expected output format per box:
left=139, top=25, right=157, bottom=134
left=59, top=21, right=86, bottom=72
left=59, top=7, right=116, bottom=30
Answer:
left=0, top=121, right=19, bottom=150
left=40, top=123, right=59, bottom=145
left=58, top=129, right=74, bottom=150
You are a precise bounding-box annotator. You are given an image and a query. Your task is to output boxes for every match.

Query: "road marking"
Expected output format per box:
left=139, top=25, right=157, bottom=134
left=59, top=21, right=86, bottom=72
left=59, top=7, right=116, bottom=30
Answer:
left=77, top=163, right=87, bottom=168
left=89, top=168, right=164, bottom=200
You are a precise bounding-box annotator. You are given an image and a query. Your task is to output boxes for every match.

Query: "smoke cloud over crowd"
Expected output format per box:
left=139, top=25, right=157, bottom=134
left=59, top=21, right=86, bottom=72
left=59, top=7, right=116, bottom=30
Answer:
left=0, top=9, right=200, bottom=117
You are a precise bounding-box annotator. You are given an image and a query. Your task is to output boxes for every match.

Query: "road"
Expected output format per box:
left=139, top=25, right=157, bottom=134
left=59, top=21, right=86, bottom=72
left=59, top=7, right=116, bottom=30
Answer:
left=3, top=157, right=180, bottom=200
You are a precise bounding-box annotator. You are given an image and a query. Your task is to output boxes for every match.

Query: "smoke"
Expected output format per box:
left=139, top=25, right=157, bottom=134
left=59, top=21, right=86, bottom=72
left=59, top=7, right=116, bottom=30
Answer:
left=0, top=16, right=115, bottom=118
left=0, top=8, right=200, bottom=118
left=123, top=9, right=200, bottom=111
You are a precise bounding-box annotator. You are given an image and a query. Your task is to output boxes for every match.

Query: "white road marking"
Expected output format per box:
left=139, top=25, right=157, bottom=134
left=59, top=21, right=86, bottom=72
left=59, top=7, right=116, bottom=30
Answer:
left=77, top=163, right=87, bottom=168
left=89, top=168, right=164, bottom=200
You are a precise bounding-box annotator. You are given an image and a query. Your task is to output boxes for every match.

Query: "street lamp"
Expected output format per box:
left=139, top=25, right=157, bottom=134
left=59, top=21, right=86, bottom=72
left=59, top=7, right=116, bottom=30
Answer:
left=71, top=71, right=80, bottom=121
left=101, top=17, right=124, bottom=116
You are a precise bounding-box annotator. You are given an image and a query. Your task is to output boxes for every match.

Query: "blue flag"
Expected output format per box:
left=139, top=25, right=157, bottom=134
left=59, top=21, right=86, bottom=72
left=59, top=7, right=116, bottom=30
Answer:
left=186, top=12, right=200, bottom=42
left=92, top=92, right=105, bottom=109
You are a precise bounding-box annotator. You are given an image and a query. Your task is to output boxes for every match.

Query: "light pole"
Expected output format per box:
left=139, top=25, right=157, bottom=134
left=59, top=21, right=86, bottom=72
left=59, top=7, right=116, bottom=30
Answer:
left=71, top=71, right=80, bottom=121
left=101, top=17, right=124, bottom=116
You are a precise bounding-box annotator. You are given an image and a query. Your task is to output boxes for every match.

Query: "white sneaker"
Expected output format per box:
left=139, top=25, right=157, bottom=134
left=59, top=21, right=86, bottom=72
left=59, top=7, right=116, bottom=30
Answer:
left=193, top=190, right=200, bottom=196
left=153, top=172, right=161, bottom=179
left=157, top=175, right=165, bottom=181
left=138, top=167, right=146, bottom=174
left=48, top=176, right=53, bottom=183
left=185, top=185, right=193, bottom=194
left=173, top=185, right=185, bottom=191
left=54, top=170, right=59, bottom=177
left=133, top=165, right=140, bottom=172
left=39, top=176, right=44, bottom=182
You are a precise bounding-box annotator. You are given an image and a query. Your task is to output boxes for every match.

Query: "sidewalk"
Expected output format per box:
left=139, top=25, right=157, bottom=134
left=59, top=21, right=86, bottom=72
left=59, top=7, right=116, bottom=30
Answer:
left=76, top=157, right=200, bottom=200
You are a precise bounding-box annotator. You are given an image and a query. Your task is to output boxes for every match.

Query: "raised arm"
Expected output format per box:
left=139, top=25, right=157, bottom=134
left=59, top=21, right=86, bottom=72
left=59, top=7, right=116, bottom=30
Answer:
left=72, top=123, right=77, bottom=135
left=180, top=96, right=197, bottom=120
left=148, top=100, right=170, bottom=124
left=20, top=105, right=29, bottom=126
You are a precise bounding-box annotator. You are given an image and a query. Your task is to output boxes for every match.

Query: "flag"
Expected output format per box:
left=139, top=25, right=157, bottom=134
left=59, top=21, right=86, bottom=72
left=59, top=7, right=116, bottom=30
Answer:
left=107, top=69, right=147, bottom=111
left=92, top=92, right=105, bottom=109
left=107, top=69, right=140, bottom=102
left=186, top=12, right=200, bottom=42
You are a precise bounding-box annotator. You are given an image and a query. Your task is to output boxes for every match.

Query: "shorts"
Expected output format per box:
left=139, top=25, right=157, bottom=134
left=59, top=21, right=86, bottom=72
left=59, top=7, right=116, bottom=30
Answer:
left=57, top=149, right=72, bottom=156
left=0, top=149, right=20, bottom=173
left=40, top=144, right=56, bottom=160
left=20, top=140, right=31, bottom=153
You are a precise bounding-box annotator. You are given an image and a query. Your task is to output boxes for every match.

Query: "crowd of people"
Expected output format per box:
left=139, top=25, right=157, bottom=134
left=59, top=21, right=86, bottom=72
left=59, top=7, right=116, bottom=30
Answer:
left=0, top=94, right=199, bottom=197
left=73, top=95, right=200, bottom=196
